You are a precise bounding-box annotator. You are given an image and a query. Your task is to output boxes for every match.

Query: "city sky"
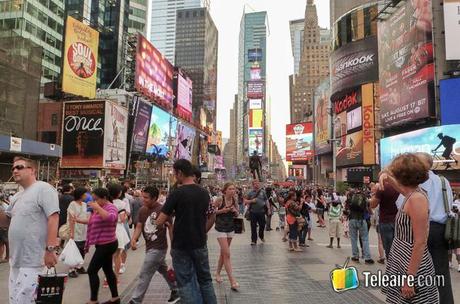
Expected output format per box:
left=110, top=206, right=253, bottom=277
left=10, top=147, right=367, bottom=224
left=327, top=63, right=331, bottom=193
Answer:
left=211, top=0, right=330, bottom=158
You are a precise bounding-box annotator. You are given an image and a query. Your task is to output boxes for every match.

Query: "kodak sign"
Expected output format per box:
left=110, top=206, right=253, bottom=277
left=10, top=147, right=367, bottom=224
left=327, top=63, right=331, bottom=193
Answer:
left=362, top=84, right=375, bottom=165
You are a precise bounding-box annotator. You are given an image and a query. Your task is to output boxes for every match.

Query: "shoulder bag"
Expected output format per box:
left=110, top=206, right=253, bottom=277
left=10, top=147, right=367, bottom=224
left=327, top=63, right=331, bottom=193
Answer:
left=441, top=176, right=460, bottom=249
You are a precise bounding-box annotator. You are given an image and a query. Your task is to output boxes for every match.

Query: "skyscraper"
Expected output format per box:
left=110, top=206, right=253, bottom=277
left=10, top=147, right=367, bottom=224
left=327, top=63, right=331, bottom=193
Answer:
left=128, top=0, right=149, bottom=34
left=237, top=11, right=268, bottom=165
left=175, top=7, right=218, bottom=130
left=0, top=0, right=65, bottom=84
left=289, top=18, right=304, bottom=75
left=291, top=0, right=330, bottom=124
left=150, top=0, right=203, bottom=64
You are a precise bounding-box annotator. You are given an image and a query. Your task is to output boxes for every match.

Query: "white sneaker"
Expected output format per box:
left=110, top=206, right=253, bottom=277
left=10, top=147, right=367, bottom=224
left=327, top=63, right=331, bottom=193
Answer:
left=457, top=265, right=460, bottom=272
left=119, top=264, right=126, bottom=274
left=449, top=262, right=453, bottom=269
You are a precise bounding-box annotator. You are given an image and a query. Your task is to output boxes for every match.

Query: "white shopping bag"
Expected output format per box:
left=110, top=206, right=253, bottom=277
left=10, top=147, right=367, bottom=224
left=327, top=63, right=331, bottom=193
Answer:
left=59, top=239, right=84, bottom=267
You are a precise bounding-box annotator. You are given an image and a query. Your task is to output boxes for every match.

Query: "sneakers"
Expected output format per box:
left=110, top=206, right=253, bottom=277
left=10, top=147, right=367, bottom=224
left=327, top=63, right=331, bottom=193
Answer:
left=76, top=267, right=87, bottom=274
left=68, top=270, right=78, bottom=278
left=119, top=264, right=126, bottom=274
left=260, top=238, right=265, bottom=243
left=251, top=242, right=256, bottom=246
left=167, top=290, right=180, bottom=304
left=326, top=245, right=333, bottom=248
left=377, top=258, right=385, bottom=264
left=351, top=257, right=360, bottom=263
left=365, top=259, right=375, bottom=265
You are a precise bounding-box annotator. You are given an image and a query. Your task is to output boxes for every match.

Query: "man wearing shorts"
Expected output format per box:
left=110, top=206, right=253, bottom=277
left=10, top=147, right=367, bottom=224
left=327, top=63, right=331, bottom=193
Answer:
left=327, top=200, right=343, bottom=248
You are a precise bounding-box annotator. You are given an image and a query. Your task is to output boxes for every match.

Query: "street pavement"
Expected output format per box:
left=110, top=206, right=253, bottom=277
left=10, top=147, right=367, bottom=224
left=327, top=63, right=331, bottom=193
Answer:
left=1, top=215, right=460, bottom=303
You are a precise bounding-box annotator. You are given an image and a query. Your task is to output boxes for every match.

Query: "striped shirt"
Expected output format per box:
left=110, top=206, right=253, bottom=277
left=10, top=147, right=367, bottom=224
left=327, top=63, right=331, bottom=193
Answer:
left=328, top=204, right=342, bottom=220
left=85, top=203, right=118, bottom=251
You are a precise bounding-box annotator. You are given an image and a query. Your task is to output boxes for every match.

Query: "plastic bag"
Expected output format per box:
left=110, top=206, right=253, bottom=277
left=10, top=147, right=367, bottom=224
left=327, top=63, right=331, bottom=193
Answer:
left=58, top=239, right=84, bottom=267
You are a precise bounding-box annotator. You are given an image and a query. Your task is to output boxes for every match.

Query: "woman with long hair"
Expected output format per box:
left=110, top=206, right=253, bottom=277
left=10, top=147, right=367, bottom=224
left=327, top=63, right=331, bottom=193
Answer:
left=285, top=191, right=302, bottom=252
left=315, top=189, right=326, bottom=228
left=213, top=182, right=240, bottom=290
left=85, top=188, right=119, bottom=304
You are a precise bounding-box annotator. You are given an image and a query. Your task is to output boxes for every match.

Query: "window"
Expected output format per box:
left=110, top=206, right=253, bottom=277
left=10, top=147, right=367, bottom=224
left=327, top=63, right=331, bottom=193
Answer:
left=51, top=114, right=58, bottom=126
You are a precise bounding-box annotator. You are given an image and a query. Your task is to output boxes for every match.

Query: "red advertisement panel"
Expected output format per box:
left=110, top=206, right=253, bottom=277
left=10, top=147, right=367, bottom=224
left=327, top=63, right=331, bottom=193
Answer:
left=286, top=123, right=313, bottom=161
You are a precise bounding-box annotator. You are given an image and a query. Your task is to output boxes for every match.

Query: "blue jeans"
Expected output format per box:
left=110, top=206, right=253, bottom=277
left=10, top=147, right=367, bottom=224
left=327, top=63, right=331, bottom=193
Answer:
left=379, top=222, right=395, bottom=258
left=299, top=218, right=308, bottom=244
left=171, top=247, right=217, bottom=304
left=349, top=219, right=371, bottom=260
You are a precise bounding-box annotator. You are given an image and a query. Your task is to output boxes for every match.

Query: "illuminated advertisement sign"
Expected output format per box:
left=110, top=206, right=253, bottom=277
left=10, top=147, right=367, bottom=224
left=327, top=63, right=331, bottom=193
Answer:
left=362, top=83, right=376, bottom=165
left=248, top=48, right=263, bottom=62
left=440, top=78, right=460, bottom=125
left=131, top=101, right=152, bottom=153
left=62, top=16, right=99, bottom=98
left=331, top=36, right=378, bottom=96
left=249, top=109, right=263, bottom=128
left=248, top=128, right=263, bottom=156
left=146, top=106, right=176, bottom=158
left=314, top=79, right=331, bottom=155
left=380, top=124, right=460, bottom=170
left=247, top=81, right=264, bottom=99
left=250, top=66, right=261, bottom=81
left=174, top=123, right=195, bottom=160
left=286, top=123, right=313, bottom=161
left=104, top=101, right=128, bottom=170
left=378, top=0, right=434, bottom=128
left=135, top=33, right=174, bottom=106
left=336, top=130, right=363, bottom=167
left=347, top=107, right=362, bottom=131
left=174, top=70, right=193, bottom=120
left=334, top=90, right=361, bottom=114
left=249, top=99, right=262, bottom=109
left=444, top=0, right=460, bottom=60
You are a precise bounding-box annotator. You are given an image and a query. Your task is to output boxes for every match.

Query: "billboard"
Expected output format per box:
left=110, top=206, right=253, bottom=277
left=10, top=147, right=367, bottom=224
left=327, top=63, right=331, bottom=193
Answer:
left=104, top=102, right=128, bottom=170
left=314, top=80, right=332, bottom=155
left=249, top=109, right=263, bottom=128
left=62, top=16, right=99, bottom=98
left=248, top=48, right=263, bottom=62
left=248, top=128, right=263, bottom=156
left=249, top=99, right=262, bottom=109
left=440, top=78, right=460, bottom=125
left=250, top=66, right=261, bottom=81
left=135, top=33, right=174, bottom=106
left=331, top=36, right=378, bottom=96
left=378, top=0, right=434, bottom=128
left=61, top=101, right=105, bottom=168
left=334, top=90, right=361, bottom=114
left=286, top=123, right=313, bottom=161
left=380, top=124, right=460, bottom=170
left=336, top=130, right=363, bottom=167
left=146, top=106, right=176, bottom=158
left=131, top=101, right=152, bottom=153
left=247, top=81, right=264, bottom=99
left=444, top=0, right=460, bottom=60
left=347, top=107, right=362, bottom=131
left=362, top=83, right=376, bottom=165
left=174, top=123, right=195, bottom=160
left=175, top=71, right=193, bottom=119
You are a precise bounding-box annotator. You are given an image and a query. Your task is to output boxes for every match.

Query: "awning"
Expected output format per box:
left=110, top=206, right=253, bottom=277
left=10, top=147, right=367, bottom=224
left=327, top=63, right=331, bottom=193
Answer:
left=0, top=135, right=61, bottom=158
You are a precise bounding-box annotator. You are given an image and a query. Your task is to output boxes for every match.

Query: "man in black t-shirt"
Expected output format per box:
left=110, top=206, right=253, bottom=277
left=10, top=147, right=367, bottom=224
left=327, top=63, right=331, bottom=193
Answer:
left=156, top=159, right=217, bottom=304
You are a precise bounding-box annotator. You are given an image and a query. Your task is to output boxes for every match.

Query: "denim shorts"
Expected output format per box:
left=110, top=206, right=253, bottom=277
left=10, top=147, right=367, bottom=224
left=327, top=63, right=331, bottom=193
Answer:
left=289, top=222, right=298, bottom=240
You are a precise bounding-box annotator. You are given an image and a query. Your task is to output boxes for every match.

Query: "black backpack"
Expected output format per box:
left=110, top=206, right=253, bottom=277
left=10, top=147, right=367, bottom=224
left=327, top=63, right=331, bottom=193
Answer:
left=349, top=193, right=366, bottom=212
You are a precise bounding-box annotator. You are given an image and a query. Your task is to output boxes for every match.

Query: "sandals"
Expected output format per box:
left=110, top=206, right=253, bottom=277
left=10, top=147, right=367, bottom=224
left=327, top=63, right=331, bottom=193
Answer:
left=231, top=281, right=240, bottom=291
left=215, top=273, right=223, bottom=283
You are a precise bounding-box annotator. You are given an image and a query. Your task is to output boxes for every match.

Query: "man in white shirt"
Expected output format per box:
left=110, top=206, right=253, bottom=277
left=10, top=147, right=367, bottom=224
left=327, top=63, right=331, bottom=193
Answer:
left=394, top=153, right=454, bottom=303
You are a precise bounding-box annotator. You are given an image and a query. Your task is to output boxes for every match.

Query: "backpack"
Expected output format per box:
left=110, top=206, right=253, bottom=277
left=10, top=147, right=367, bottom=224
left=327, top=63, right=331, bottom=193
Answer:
left=445, top=136, right=456, bottom=146
left=349, top=193, right=366, bottom=212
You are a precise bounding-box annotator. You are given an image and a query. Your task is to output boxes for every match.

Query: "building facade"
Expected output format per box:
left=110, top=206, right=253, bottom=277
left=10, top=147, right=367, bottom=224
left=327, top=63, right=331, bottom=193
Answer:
left=128, top=0, right=148, bottom=34
left=150, top=0, right=202, bottom=64
left=291, top=0, right=330, bottom=124
left=289, top=18, right=304, bottom=75
left=175, top=7, right=218, bottom=132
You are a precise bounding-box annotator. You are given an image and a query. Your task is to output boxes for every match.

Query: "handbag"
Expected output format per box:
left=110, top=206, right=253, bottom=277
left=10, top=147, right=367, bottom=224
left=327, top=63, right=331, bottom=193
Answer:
left=58, top=224, right=70, bottom=241
left=233, top=217, right=245, bottom=234
left=441, top=176, right=460, bottom=249
left=58, top=239, right=84, bottom=267
left=36, top=267, right=67, bottom=304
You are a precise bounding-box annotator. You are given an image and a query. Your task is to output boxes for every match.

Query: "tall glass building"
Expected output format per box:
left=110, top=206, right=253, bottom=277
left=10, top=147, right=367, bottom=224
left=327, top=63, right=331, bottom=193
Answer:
left=289, top=18, right=304, bottom=75
left=128, top=0, right=148, bottom=34
left=150, top=0, right=202, bottom=64
left=0, top=0, right=65, bottom=84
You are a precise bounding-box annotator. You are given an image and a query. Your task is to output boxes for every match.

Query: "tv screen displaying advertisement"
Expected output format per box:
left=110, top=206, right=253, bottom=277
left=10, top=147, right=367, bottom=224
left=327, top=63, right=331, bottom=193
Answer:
left=248, top=48, right=263, bottom=62
left=146, top=106, right=176, bottom=158
left=248, top=128, right=263, bottom=156
left=103, top=101, right=128, bottom=170
left=378, top=0, right=434, bottom=128
left=249, top=99, right=262, bottom=109
left=175, top=72, right=193, bottom=119
left=61, top=101, right=105, bottom=168
left=314, top=79, right=331, bottom=155
left=347, top=107, right=362, bottom=131
left=250, top=66, right=261, bottom=81
left=247, top=81, right=264, bottom=99
left=286, top=123, right=313, bottom=161
left=249, top=109, right=263, bottom=128
left=131, top=100, right=152, bottom=153
left=440, top=78, right=460, bottom=125
left=174, top=123, right=195, bottom=160
left=380, top=124, right=460, bottom=170
left=336, top=130, right=363, bottom=167
left=135, top=33, right=174, bottom=106
left=331, top=36, right=378, bottom=97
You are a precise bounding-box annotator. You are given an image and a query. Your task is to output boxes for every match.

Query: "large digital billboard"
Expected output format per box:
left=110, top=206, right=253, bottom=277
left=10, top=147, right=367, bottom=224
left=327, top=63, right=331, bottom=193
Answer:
left=248, top=48, right=263, bottom=62
left=331, top=36, right=378, bottom=97
left=286, top=123, right=313, bottom=161
left=336, top=130, right=363, bottom=167
left=135, top=33, right=174, bottom=106
left=440, top=78, right=460, bottom=125
left=248, top=128, right=263, bottom=156
left=61, top=101, right=105, bottom=168
left=249, top=109, right=263, bottom=128
left=146, top=106, right=176, bottom=158
left=175, top=70, right=193, bottom=120
left=380, top=124, right=460, bottom=170
left=174, top=123, right=195, bottom=160
left=378, top=0, right=434, bottom=128
left=104, top=101, right=128, bottom=170
left=250, top=66, right=261, bottom=81
left=247, top=81, right=264, bottom=99
left=62, top=16, right=99, bottom=98
left=314, top=80, right=331, bottom=155
left=131, top=100, right=152, bottom=153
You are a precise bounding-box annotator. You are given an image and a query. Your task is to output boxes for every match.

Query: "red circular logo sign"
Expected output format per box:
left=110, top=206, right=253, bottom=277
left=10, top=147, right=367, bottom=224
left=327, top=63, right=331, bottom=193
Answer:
left=67, top=42, right=96, bottom=78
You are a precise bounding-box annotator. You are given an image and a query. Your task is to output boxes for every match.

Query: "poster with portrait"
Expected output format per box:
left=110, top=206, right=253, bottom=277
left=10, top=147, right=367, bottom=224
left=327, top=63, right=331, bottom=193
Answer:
left=103, top=101, right=128, bottom=170
left=174, top=123, right=195, bottom=160
left=314, top=80, right=331, bottom=155
left=131, top=101, right=152, bottom=153
left=336, top=130, right=363, bottom=167
left=248, top=128, right=263, bottom=156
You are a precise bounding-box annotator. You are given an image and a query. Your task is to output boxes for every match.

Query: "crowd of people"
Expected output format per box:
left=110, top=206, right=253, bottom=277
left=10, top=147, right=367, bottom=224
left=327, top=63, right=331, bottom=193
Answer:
left=0, top=152, right=459, bottom=303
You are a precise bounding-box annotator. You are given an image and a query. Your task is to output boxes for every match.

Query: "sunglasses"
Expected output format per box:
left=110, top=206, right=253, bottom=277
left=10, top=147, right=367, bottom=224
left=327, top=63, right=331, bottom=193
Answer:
left=11, top=165, right=31, bottom=172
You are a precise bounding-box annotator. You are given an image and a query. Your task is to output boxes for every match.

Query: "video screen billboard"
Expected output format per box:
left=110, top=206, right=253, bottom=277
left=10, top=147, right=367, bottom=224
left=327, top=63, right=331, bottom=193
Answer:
left=286, top=123, right=313, bottom=161
left=378, top=0, right=434, bottom=128
left=314, top=80, right=331, bottom=155
left=135, top=33, right=174, bottom=106
left=336, top=130, right=363, bottom=167
left=248, top=128, right=263, bottom=156
left=440, top=78, right=460, bottom=125
left=174, top=123, right=195, bottom=160
left=176, top=72, right=193, bottom=119
left=347, top=107, right=362, bottom=131
left=131, top=101, right=152, bottom=153
left=146, top=106, right=176, bottom=158
left=249, top=109, right=263, bottom=128
left=248, top=48, right=263, bottom=62
left=62, top=101, right=105, bottom=168
left=249, top=99, right=262, bottom=109
left=247, top=82, right=264, bottom=99
left=62, top=16, right=99, bottom=98
left=250, top=66, right=261, bottom=81
left=380, top=124, right=460, bottom=170
left=104, top=102, right=128, bottom=170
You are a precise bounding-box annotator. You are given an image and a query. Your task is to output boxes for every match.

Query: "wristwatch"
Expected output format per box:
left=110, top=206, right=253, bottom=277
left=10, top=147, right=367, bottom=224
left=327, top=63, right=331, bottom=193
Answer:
left=46, top=246, right=58, bottom=252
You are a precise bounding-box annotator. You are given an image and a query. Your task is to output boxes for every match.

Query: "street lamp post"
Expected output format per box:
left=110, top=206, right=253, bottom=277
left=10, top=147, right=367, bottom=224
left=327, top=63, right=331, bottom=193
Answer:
left=328, top=115, right=341, bottom=192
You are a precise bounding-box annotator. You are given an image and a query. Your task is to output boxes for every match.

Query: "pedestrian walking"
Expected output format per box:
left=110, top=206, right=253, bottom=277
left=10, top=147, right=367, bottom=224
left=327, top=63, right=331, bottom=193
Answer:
left=298, top=192, right=312, bottom=247
left=244, top=180, right=269, bottom=245
left=265, top=187, right=277, bottom=231
left=315, top=189, right=326, bottom=228
left=156, top=159, right=217, bottom=304
left=285, top=191, right=302, bottom=252
left=85, top=187, right=120, bottom=304
left=213, top=182, right=240, bottom=290
left=0, top=157, right=60, bottom=304
left=129, top=186, right=180, bottom=304
left=380, top=153, right=439, bottom=303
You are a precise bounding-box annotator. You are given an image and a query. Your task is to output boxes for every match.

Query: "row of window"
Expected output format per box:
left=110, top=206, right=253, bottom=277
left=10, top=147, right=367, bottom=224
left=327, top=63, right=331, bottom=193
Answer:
left=25, top=19, right=62, bottom=50
left=177, top=9, right=205, bottom=19
left=36, top=0, right=64, bottom=18
left=129, top=6, right=145, bottom=19
left=26, top=2, right=63, bottom=34
left=128, top=19, right=144, bottom=31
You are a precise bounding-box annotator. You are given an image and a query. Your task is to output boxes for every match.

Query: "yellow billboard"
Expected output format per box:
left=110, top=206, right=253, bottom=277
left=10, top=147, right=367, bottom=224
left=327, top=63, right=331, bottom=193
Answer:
left=62, top=16, right=99, bottom=98
left=362, top=83, right=376, bottom=165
